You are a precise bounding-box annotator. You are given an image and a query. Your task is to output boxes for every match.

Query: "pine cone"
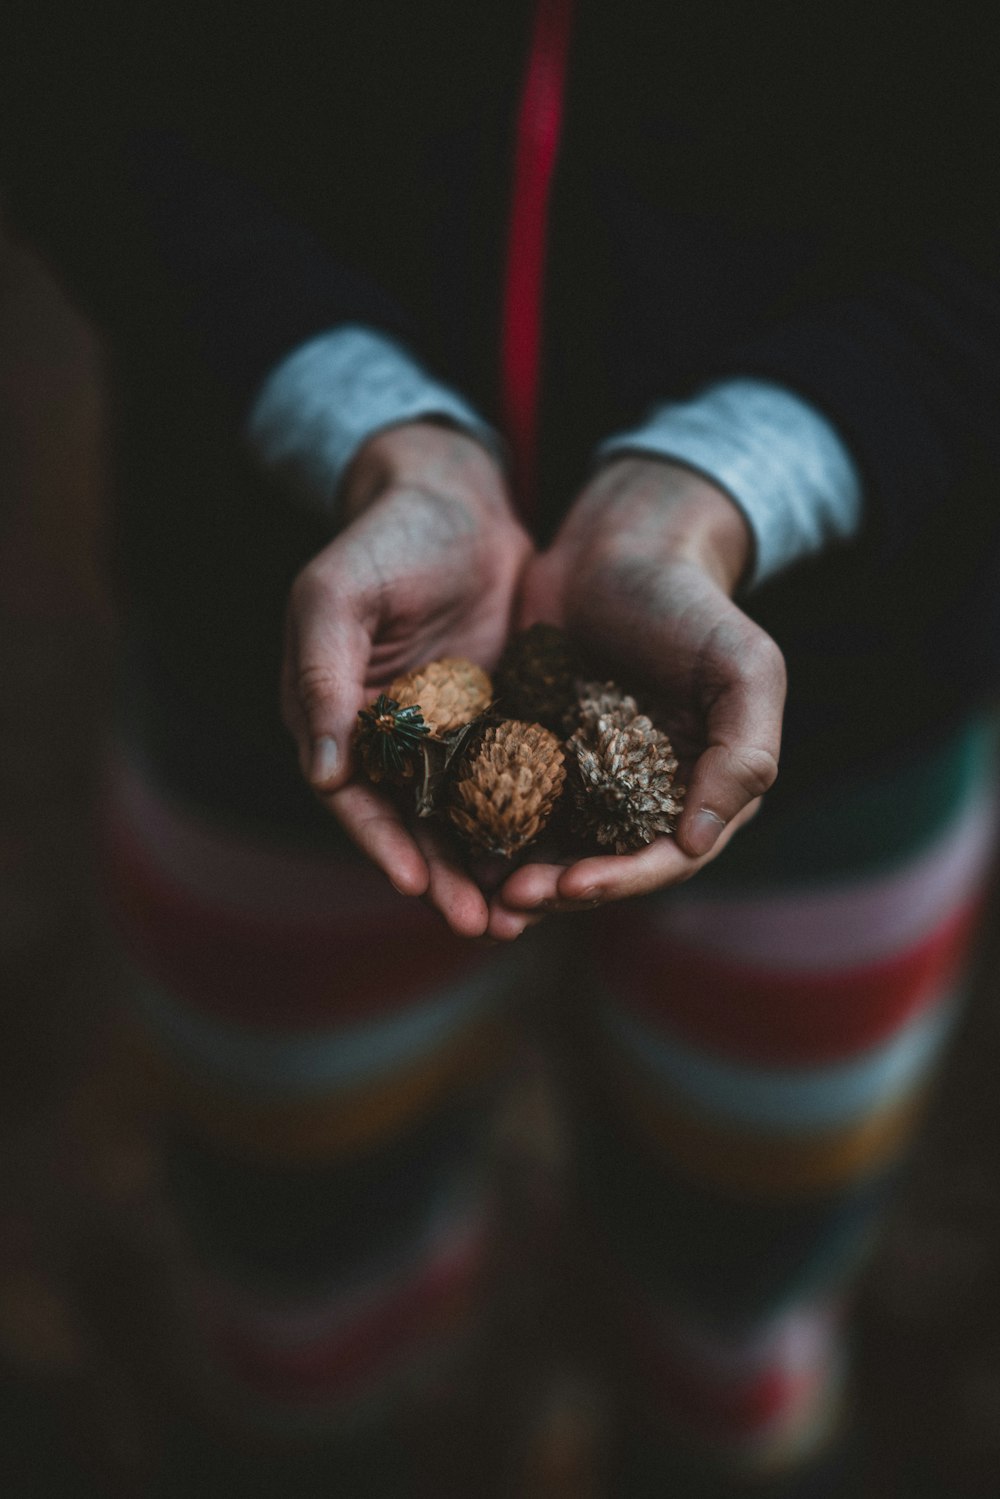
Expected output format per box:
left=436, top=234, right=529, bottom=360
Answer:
left=355, top=694, right=430, bottom=784
left=495, top=625, right=585, bottom=734
left=567, top=684, right=685, bottom=853
left=448, top=719, right=566, bottom=857
left=388, top=657, right=492, bottom=736
left=575, top=680, right=638, bottom=726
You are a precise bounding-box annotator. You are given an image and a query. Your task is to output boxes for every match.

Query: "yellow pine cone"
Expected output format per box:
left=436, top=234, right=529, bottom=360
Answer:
left=448, top=719, right=566, bottom=858
left=388, top=657, right=492, bottom=736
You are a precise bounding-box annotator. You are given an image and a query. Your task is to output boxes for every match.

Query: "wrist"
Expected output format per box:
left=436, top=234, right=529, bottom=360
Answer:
left=341, top=420, right=511, bottom=524
left=590, top=456, right=754, bottom=594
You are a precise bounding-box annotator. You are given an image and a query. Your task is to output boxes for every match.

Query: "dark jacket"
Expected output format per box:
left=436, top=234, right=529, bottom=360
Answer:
left=6, top=1, right=1000, bottom=809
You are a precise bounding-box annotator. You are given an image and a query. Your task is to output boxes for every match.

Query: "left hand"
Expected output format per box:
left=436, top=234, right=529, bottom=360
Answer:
left=488, top=456, right=786, bottom=938
left=280, top=421, right=532, bottom=937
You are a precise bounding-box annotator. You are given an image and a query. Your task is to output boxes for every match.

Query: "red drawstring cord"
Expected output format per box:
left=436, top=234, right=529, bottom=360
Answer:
left=499, top=0, right=575, bottom=523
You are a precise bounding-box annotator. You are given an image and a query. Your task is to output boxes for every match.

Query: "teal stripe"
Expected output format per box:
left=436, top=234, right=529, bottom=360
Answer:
left=602, top=989, right=958, bottom=1133
left=136, top=960, right=512, bottom=1099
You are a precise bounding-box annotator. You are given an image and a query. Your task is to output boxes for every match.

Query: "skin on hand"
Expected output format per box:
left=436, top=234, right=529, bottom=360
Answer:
left=488, top=456, right=787, bottom=935
left=280, top=421, right=532, bottom=938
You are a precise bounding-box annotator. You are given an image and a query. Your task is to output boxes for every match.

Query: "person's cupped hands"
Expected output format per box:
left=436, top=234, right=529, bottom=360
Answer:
left=486, top=456, right=787, bottom=940
left=283, top=435, right=785, bottom=945
left=281, top=420, right=532, bottom=938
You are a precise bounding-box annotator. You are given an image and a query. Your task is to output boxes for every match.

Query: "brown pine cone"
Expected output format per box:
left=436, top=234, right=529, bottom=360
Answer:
left=495, top=624, right=585, bottom=734
left=388, top=657, right=492, bottom=736
left=567, top=684, right=685, bottom=853
left=448, top=719, right=566, bottom=857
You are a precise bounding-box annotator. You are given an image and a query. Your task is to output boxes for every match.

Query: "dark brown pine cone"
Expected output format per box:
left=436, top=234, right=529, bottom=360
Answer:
left=494, top=624, right=586, bottom=734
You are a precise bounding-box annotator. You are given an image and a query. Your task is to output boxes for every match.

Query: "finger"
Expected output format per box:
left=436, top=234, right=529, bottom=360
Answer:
left=675, top=634, right=785, bottom=858
left=557, top=841, right=692, bottom=902
left=411, top=821, right=490, bottom=939
left=486, top=901, right=546, bottom=942
left=676, top=745, right=776, bottom=857
left=495, top=861, right=572, bottom=911
left=286, top=567, right=374, bottom=793
left=323, top=780, right=429, bottom=897
left=556, top=801, right=760, bottom=903
left=676, top=741, right=777, bottom=859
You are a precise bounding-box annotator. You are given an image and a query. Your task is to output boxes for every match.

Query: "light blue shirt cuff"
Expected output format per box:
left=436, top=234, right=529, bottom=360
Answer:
left=596, top=378, right=863, bottom=587
left=245, top=325, right=502, bottom=516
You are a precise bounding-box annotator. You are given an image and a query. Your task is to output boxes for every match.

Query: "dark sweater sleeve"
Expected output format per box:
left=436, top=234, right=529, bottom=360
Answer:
left=4, top=122, right=418, bottom=421
left=717, top=239, right=1000, bottom=561
left=687, top=6, right=1000, bottom=566
left=0, top=8, right=421, bottom=422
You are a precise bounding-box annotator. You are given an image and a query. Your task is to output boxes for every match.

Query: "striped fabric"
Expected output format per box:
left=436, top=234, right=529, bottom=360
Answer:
left=101, top=742, right=526, bottom=1441
left=99, top=713, right=998, bottom=1485
left=193, top=1199, right=492, bottom=1432
left=575, top=721, right=999, bottom=1484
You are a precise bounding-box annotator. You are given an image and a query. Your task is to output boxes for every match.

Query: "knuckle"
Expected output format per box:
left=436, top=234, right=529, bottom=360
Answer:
left=764, top=637, right=788, bottom=688
left=732, top=745, right=779, bottom=799
left=757, top=637, right=788, bottom=693
left=295, top=661, right=337, bottom=715
left=743, top=630, right=786, bottom=686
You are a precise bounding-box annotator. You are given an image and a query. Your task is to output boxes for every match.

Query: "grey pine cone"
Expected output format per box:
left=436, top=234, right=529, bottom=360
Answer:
left=568, top=682, right=685, bottom=853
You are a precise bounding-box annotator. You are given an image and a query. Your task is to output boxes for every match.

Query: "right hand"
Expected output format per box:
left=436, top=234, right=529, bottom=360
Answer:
left=489, top=456, right=786, bottom=936
left=281, top=420, right=532, bottom=937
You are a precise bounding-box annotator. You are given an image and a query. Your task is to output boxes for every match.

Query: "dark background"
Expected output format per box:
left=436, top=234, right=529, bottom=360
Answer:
left=3, top=228, right=1000, bottom=1496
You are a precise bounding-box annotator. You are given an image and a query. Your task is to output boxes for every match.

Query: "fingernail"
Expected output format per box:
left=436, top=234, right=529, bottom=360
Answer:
left=310, top=735, right=339, bottom=785
left=688, top=807, right=726, bottom=856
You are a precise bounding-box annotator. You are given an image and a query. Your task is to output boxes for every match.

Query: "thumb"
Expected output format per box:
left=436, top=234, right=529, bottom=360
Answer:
left=675, top=640, right=785, bottom=858
left=677, top=742, right=779, bottom=857
left=282, top=578, right=372, bottom=793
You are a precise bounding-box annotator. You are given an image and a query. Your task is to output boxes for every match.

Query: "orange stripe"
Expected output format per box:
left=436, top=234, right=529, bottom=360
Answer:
left=141, top=1015, right=511, bottom=1164
left=608, top=1055, right=926, bottom=1199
